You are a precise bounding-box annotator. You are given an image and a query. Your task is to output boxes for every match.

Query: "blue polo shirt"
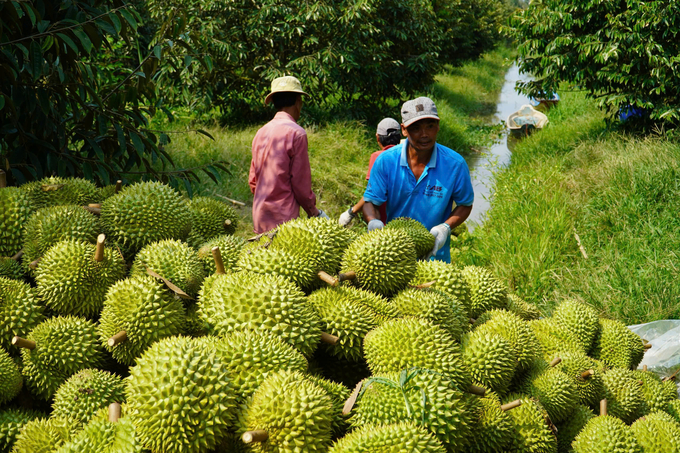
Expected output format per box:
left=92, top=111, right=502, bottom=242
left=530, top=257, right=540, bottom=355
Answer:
left=363, top=140, right=473, bottom=262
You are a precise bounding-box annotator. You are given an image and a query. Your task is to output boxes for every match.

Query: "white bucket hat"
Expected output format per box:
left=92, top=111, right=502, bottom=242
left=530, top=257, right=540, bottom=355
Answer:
left=264, top=76, right=309, bottom=105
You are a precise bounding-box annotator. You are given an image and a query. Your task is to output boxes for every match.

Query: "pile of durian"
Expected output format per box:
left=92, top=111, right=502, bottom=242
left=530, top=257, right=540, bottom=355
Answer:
left=1, top=176, right=678, bottom=453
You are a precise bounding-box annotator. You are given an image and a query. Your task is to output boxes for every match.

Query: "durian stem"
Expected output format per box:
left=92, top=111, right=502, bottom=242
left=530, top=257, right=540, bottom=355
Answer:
left=242, top=430, right=268, bottom=443
left=223, top=219, right=232, bottom=228
left=82, top=205, right=101, bottom=215
left=108, top=403, right=122, bottom=422
left=0, top=170, right=5, bottom=188
left=115, top=180, right=122, bottom=193
left=342, top=381, right=363, bottom=416
left=549, top=357, right=562, bottom=367
left=643, top=365, right=648, bottom=371
left=500, top=400, right=522, bottom=411
left=94, top=234, right=106, bottom=262
left=320, top=332, right=339, bottom=345
left=468, top=385, right=486, bottom=396
left=581, top=369, right=595, bottom=379
left=638, top=380, right=644, bottom=386
left=11, top=250, right=23, bottom=261
left=213, top=192, right=247, bottom=206
left=600, top=399, right=607, bottom=416
left=28, top=258, right=40, bottom=270
left=469, top=318, right=476, bottom=324
left=317, top=271, right=339, bottom=287
left=88, top=203, right=102, bottom=208
left=338, top=271, right=356, bottom=282
left=413, top=280, right=436, bottom=289
left=212, top=247, right=226, bottom=275
left=108, top=331, right=128, bottom=347
left=644, top=343, right=652, bottom=350
left=12, top=336, right=36, bottom=350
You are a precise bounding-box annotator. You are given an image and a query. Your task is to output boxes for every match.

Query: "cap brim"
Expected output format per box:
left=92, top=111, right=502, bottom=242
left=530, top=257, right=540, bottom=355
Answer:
left=402, top=115, right=440, bottom=127
left=265, top=90, right=309, bottom=105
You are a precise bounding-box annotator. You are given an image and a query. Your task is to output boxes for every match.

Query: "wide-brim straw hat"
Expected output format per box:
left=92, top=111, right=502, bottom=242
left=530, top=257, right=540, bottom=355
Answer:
left=264, top=76, right=309, bottom=105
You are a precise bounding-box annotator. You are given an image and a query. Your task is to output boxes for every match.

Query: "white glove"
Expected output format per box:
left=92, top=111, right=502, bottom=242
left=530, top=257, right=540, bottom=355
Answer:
left=338, top=208, right=355, bottom=227
left=367, top=219, right=385, bottom=232
left=317, top=210, right=330, bottom=220
left=427, top=223, right=451, bottom=259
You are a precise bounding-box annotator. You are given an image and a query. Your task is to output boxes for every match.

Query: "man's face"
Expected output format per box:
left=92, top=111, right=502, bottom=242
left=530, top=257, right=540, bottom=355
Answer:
left=402, top=119, right=439, bottom=153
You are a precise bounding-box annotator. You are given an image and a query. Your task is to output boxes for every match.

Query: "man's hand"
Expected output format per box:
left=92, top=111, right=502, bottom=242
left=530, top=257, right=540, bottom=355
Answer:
left=317, top=210, right=330, bottom=220
left=427, top=223, right=451, bottom=259
left=338, top=208, right=355, bottom=227
left=367, top=219, right=385, bottom=232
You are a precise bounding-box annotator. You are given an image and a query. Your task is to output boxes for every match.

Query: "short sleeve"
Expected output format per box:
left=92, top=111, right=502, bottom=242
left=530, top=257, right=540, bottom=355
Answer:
left=452, top=160, right=474, bottom=206
left=363, top=152, right=389, bottom=206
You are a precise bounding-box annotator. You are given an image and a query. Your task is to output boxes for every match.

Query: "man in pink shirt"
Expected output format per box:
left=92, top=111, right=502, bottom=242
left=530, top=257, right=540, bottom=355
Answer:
left=249, top=76, right=328, bottom=233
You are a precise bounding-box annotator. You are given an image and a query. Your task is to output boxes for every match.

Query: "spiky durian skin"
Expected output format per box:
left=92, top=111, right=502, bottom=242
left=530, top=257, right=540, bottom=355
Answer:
left=97, top=184, right=118, bottom=202
left=126, top=336, right=236, bottom=453
left=553, top=300, right=600, bottom=352
left=21, top=176, right=99, bottom=209
left=503, top=394, right=557, bottom=453
left=517, top=368, right=579, bottom=424
left=305, top=374, right=351, bottom=438
left=197, top=271, right=322, bottom=356
left=52, top=369, right=126, bottom=427
left=35, top=239, right=126, bottom=317
left=633, top=370, right=676, bottom=418
left=630, top=411, right=680, bottom=453
left=0, top=347, right=22, bottom=404
left=186, top=196, right=238, bottom=248
left=236, top=370, right=334, bottom=453
left=0, top=277, right=45, bottom=351
left=98, top=275, right=186, bottom=366
left=198, top=234, right=245, bottom=275
left=0, top=408, right=44, bottom=453
left=461, top=265, right=508, bottom=318
left=340, top=228, right=417, bottom=296
left=572, top=415, right=640, bottom=453
left=528, top=318, right=586, bottom=361
left=391, top=287, right=466, bottom=341
left=468, top=392, right=513, bottom=453
left=506, top=293, right=541, bottom=321
left=602, top=368, right=644, bottom=424
left=237, top=247, right=318, bottom=290
left=592, top=319, right=645, bottom=370
left=183, top=303, right=208, bottom=337
left=0, top=187, right=33, bottom=256
left=11, top=417, right=76, bottom=453
left=328, top=422, right=446, bottom=453
left=55, top=417, right=142, bottom=453
left=130, top=239, right=206, bottom=296
left=331, top=286, right=400, bottom=322
left=668, top=400, right=680, bottom=424
left=363, top=317, right=471, bottom=390
left=350, top=371, right=476, bottom=452
left=100, top=181, right=192, bottom=254
left=663, top=380, right=678, bottom=400
left=0, top=257, right=23, bottom=280
left=554, top=351, right=605, bottom=407
left=20, top=316, right=107, bottom=400
left=462, top=329, right=516, bottom=395
left=555, top=404, right=595, bottom=453
left=475, top=309, right=542, bottom=372
left=409, top=260, right=471, bottom=316
left=385, top=217, right=436, bottom=259
left=22, top=205, right=99, bottom=269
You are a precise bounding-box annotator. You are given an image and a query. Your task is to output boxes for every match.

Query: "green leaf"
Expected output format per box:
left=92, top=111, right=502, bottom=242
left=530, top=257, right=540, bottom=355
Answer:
left=129, top=131, right=145, bottom=158
left=57, top=33, right=79, bottom=54
left=119, top=8, right=138, bottom=31
left=114, top=124, right=126, bottom=153
left=0, top=96, right=5, bottom=111
left=29, top=40, right=42, bottom=81
left=73, top=29, right=93, bottom=53
left=21, top=2, right=36, bottom=26
left=195, top=129, right=214, bottom=140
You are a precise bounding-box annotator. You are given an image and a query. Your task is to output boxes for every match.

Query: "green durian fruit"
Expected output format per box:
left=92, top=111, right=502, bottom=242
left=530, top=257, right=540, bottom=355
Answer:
left=197, top=271, right=322, bottom=356
left=663, top=379, right=679, bottom=400
left=601, top=368, right=644, bottom=424
left=385, top=217, right=435, bottom=259
left=667, top=399, right=680, bottom=424
left=197, top=234, right=245, bottom=275
left=130, top=239, right=206, bottom=297
left=309, top=349, right=371, bottom=389
left=503, top=394, right=557, bottom=453
left=186, top=196, right=238, bottom=248
left=631, top=411, right=680, bottom=453
left=506, top=293, right=541, bottom=321
left=475, top=309, right=542, bottom=372
left=461, top=265, right=508, bottom=318
left=517, top=367, right=579, bottom=424
left=363, top=317, right=471, bottom=390
left=572, top=414, right=640, bottom=453
left=100, top=181, right=192, bottom=255
left=52, top=369, right=125, bottom=427
left=0, top=277, right=44, bottom=352
left=633, top=370, right=676, bottom=418
left=126, top=336, right=237, bottom=453
left=555, top=404, right=595, bottom=453
left=183, top=303, right=208, bottom=337
left=340, top=228, right=417, bottom=296
left=350, top=370, right=477, bottom=452
left=409, top=260, right=471, bottom=316
left=528, top=318, right=586, bottom=361
left=97, top=184, right=118, bottom=202
left=11, top=417, right=77, bottom=453
left=328, top=422, right=446, bottom=453
left=55, top=417, right=142, bottom=453
left=23, top=205, right=99, bottom=270
left=0, top=347, right=22, bottom=404
left=305, top=374, right=351, bottom=438
left=468, top=392, right=514, bottom=453
left=462, top=328, right=516, bottom=395
left=554, top=351, right=605, bottom=407
left=553, top=299, right=600, bottom=353
left=592, top=318, right=646, bottom=370
left=0, top=257, right=23, bottom=280
left=0, top=187, right=33, bottom=256
left=0, top=407, right=44, bottom=453
left=236, top=370, right=334, bottom=453
left=35, top=239, right=126, bottom=317
left=391, top=287, right=466, bottom=340
left=21, top=176, right=99, bottom=209
left=237, top=247, right=319, bottom=291
left=98, top=275, right=186, bottom=366
left=331, top=286, right=400, bottom=322
left=20, top=316, right=107, bottom=400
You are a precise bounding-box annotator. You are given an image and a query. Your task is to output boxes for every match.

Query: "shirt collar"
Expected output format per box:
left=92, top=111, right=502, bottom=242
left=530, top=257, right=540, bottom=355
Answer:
left=274, top=111, right=296, bottom=122
left=400, top=140, right=439, bottom=168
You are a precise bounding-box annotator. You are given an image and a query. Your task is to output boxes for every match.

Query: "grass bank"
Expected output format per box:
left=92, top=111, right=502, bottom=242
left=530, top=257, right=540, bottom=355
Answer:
left=458, top=89, right=680, bottom=324
left=156, top=47, right=514, bottom=237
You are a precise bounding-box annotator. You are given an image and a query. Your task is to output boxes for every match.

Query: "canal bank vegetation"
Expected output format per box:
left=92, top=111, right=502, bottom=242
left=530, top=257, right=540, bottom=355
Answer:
left=459, top=88, right=680, bottom=325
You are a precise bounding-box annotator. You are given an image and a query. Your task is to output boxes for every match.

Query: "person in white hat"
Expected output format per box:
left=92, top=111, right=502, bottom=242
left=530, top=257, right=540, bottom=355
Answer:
left=338, top=117, right=402, bottom=227
left=249, top=76, right=329, bottom=233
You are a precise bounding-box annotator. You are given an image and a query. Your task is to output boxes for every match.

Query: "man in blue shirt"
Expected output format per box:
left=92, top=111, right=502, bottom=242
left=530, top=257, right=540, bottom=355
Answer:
left=362, top=97, right=474, bottom=262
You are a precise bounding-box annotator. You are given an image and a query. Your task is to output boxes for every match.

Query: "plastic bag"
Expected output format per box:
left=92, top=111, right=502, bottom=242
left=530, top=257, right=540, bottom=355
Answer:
left=628, top=320, right=680, bottom=382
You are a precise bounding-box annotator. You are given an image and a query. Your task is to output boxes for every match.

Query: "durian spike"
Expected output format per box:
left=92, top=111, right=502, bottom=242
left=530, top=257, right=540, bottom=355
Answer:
left=12, top=336, right=36, bottom=350
left=88, top=203, right=102, bottom=208
left=115, top=180, right=122, bottom=193
left=94, top=234, right=106, bottom=262
left=223, top=219, right=232, bottom=228
left=581, top=369, right=595, bottom=379
left=338, top=271, right=356, bottom=282
left=212, top=247, right=226, bottom=275
left=600, top=399, right=607, bottom=416
left=500, top=400, right=522, bottom=411
left=549, top=357, right=562, bottom=367
left=320, top=332, right=339, bottom=345
left=108, top=403, right=122, bottom=423
left=108, top=331, right=128, bottom=347
left=412, top=280, right=436, bottom=289
left=11, top=250, right=23, bottom=261
left=0, top=170, right=6, bottom=188
left=29, top=258, right=40, bottom=270
left=317, top=271, right=339, bottom=287
left=342, top=382, right=363, bottom=416
left=242, top=430, right=268, bottom=443
left=468, top=384, right=486, bottom=396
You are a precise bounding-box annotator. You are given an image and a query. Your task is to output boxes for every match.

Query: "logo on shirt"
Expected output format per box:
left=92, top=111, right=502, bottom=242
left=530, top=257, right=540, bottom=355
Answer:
left=423, top=183, right=446, bottom=199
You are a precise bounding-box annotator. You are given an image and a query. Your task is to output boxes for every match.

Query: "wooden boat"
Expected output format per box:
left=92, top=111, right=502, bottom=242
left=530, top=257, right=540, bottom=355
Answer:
left=506, top=104, right=549, bottom=137
left=530, top=92, right=560, bottom=111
